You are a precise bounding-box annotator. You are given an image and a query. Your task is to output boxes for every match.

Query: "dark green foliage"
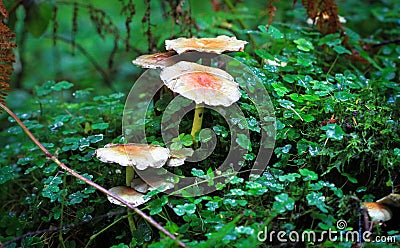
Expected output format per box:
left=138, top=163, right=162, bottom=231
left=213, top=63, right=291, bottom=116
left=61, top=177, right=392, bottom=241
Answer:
left=1, top=0, right=400, bottom=247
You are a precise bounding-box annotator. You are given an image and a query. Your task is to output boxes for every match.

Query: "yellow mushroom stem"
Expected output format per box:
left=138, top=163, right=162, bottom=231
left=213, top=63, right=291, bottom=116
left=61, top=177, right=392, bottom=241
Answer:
left=191, top=103, right=204, bottom=143
left=126, top=166, right=136, bottom=233
left=126, top=166, right=135, bottom=187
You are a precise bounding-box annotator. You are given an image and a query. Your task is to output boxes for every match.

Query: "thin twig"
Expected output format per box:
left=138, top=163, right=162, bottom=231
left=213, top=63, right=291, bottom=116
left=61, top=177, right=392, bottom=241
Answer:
left=372, top=38, right=400, bottom=47
left=0, top=103, right=187, bottom=248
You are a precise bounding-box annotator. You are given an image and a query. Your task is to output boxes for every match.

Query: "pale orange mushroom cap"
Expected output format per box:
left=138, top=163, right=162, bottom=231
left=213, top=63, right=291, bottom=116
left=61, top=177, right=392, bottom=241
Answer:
left=95, top=143, right=170, bottom=170
left=160, top=61, right=241, bottom=107
left=363, top=193, right=400, bottom=223
left=165, top=35, right=248, bottom=54
left=363, top=202, right=392, bottom=222
left=107, top=186, right=150, bottom=207
left=132, top=51, right=176, bottom=69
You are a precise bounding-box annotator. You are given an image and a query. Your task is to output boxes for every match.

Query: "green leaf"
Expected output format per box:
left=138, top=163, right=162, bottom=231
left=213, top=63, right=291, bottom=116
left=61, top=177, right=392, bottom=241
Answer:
left=0, top=166, right=18, bottom=184
left=297, top=139, right=319, bottom=156
left=205, top=201, right=219, bottom=211
left=299, top=168, right=318, bottom=181
left=199, top=129, right=212, bottom=143
left=51, top=81, right=74, bottom=91
left=333, top=45, right=352, bottom=55
left=172, top=134, right=193, bottom=148
left=278, top=173, right=301, bottom=182
left=288, top=93, right=304, bottom=103
left=271, top=82, right=290, bottom=97
left=300, top=113, right=315, bottom=122
left=294, top=38, right=314, bottom=52
left=318, top=33, right=342, bottom=47
left=213, top=125, right=228, bottom=138
left=191, top=168, right=205, bottom=177
left=342, top=173, right=358, bottom=183
left=246, top=116, right=260, bottom=133
left=88, top=134, right=104, bottom=143
left=91, top=123, right=109, bottom=130
left=236, top=134, right=252, bottom=151
left=223, top=198, right=247, bottom=207
left=173, top=203, right=196, bottom=216
left=273, top=193, right=295, bottom=213
left=334, top=91, right=356, bottom=101
left=69, top=191, right=88, bottom=204
left=321, top=124, right=345, bottom=140
left=255, top=49, right=274, bottom=60
left=149, top=196, right=168, bottom=215
left=306, top=192, right=328, bottom=213
left=228, top=176, right=244, bottom=184
left=110, top=244, right=129, bottom=248
left=25, top=1, right=53, bottom=37
left=277, top=99, right=294, bottom=108
left=258, top=25, right=284, bottom=39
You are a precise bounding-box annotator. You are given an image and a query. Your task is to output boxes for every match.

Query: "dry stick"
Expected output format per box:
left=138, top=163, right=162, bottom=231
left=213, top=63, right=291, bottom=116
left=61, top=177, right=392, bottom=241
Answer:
left=0, top=103, right=187, bottom=248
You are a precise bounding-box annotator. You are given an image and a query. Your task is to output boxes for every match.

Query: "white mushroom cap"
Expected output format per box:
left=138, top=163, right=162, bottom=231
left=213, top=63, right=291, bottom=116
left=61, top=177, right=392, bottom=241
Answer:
left=131, top=177, right=174, bottom=193
left=165, top=35, right=247, bottom=54
left=132, top=51, right=176, bottom=69
left=160, top=61, right=241, bottom=107
left=95, top=143, right=170, bottom=170
left=107, top=186, right=150, bottom=207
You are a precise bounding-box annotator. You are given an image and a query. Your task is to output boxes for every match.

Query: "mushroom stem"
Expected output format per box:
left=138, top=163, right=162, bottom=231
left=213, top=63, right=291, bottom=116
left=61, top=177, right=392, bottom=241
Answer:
left=126, top=166, right=135, bottom=187
left=126, top=166, right=136, bottom=233
left=190, top=103, right=204, bottom=143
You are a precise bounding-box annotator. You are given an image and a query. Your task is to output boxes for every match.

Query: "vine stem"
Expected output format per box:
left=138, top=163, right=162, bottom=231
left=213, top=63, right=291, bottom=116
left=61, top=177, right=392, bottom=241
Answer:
left=0, top=102, right=187, bottom=248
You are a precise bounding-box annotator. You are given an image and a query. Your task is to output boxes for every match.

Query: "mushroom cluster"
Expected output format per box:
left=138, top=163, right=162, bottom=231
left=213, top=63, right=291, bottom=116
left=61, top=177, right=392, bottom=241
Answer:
left=133, top=35, right=247, bottom=141
left=97, top=35, right=248, bottom=208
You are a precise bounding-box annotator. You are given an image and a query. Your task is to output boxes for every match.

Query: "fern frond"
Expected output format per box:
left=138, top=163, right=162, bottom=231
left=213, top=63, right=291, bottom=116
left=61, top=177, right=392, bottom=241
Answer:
left=0, top=0, right=7, bottom=19
left=0, top=1, right=16, bottom=107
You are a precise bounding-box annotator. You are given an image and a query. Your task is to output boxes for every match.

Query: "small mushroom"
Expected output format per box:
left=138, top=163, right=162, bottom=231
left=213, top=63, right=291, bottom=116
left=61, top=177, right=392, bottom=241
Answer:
left=165, top=35, right=247, bottom=54
left=363, top=202, right=392, bottom=223
left=131, top=177, right=174, bottom=193
left=160, top=61, right=241, bottom=139
left=95, top=143, right=170, bottom=170
left=132, top=51, right=176, bottom=69
left=107, top=186, right=150, bottom=207
left=363, top=193, right=400, bottom=230
left=160, top=61, right=241, bottom=107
